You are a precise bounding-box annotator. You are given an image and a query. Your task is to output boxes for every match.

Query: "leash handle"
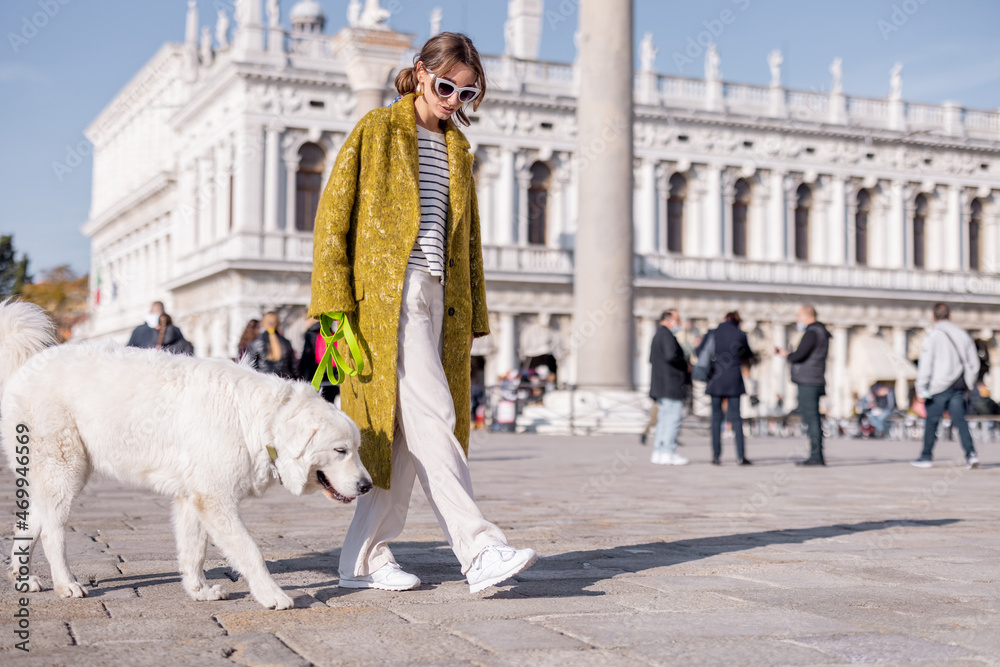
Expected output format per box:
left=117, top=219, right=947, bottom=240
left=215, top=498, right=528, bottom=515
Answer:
left=311, top=312, right=364, bottom=390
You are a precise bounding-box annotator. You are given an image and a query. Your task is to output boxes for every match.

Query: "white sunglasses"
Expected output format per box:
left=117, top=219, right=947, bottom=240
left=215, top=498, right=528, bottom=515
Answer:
left=426, top=70, right=481, bottom=104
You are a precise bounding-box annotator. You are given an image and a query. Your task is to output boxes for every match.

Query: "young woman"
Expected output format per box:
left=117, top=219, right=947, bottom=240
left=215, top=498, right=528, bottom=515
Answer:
left=309, top=33, right=536, bottom=593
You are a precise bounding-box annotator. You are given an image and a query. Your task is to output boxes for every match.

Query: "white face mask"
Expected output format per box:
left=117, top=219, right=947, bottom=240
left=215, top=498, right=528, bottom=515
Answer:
left=145, top=313, right=161, bottom=328
left=796, top=322, right=808, bottom=332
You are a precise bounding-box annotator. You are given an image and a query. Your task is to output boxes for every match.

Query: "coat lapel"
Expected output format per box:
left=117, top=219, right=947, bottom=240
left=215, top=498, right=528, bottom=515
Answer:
left=390, top=94, right=422, bottom=240
left=443, top=121, right=473, bottom=250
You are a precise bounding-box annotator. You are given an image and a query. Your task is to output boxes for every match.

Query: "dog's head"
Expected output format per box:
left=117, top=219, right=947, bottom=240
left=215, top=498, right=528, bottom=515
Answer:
left=270, top=384, right=372, bottom=504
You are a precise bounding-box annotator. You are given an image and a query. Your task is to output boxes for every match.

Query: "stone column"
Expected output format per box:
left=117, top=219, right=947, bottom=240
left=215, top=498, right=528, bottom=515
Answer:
left=984, top=192, right=999, bottom=273
left=335, top=27, right=415, bottom=120
left=233, top=124, right=265, bottom=233
left=516, top=157, right=531, bottom=246
left=888, top=180, right=906, bottom=268
left=263, top=127, right=281, bottom=234
left=636, top=159, right=657, bottom=254
left=892, top=327, right=910, bottom=411
left=704, top=164, right=722, bottom=257
left=829, top=176, right=846, bottom=266
left=768, top=169, right=786, bottom=261
left=989, top=335, right=1000, bottom=401
left=636, top=316, right=657, bottom=390
left=572, top=0, right=634, bottom=390
left=831, top=325, right=849, bottom=418
left=944, top=184, right=962, bottom=271
left=772, top=321, right=788, bottom=412
left=215, top=143, right=232, bottom=238
left=496, top=148, right=516, bottom=245
left=497, top=312, right=517, bottom=377
left=198, top=154, right=215, bottom=245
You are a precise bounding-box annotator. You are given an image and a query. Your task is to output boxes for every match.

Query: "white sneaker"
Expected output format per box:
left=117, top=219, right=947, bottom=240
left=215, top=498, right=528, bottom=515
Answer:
left=666, top=453, right=690, bottom=466
left=467, top=545, right=537, bottom=594
left=967, top=453, right=980, bottom=469
left=339, top=563, right=420, bottom=591
left=910, top=459, right=933, bottom=468
left=651, top=450, right=667, bottom=465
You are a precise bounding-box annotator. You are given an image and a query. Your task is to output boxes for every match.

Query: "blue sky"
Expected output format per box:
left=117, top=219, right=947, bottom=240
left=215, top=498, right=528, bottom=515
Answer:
left=2, top=0, right=998, bottom=277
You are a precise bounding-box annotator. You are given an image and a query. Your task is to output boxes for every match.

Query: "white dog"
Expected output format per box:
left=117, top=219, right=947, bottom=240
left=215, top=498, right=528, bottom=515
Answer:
left=0, top=299, right=371, bottom=609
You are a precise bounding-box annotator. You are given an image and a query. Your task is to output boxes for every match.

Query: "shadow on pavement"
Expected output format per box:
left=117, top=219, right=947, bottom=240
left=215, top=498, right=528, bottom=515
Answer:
left=497, top=518, right=962, bottom=598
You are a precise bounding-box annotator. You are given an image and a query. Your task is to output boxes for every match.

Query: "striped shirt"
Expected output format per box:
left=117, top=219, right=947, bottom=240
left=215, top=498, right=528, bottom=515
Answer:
left=407, top=124, right=450, bottom=279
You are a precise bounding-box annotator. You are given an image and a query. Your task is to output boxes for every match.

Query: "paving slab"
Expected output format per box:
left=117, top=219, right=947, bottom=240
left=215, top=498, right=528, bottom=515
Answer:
left=0, top=434, right=997, bottom=665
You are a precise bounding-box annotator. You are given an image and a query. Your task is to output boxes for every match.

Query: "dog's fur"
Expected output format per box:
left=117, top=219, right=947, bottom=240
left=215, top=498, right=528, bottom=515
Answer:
left=0, top=299, right=371, bottom=609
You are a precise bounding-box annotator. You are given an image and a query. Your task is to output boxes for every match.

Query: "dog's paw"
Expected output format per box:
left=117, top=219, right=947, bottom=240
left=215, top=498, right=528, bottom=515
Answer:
left=254, top=587, right=294, bottom=610
left=189, top=584, right=229, bottom=601
left=23, top=575, right=44, bottom=592
left=55, top=581, right=87, bottom=598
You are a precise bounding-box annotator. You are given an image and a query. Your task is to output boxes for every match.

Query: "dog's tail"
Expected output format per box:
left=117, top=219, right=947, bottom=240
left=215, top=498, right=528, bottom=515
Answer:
left=0, top=298, right=58, bottom=398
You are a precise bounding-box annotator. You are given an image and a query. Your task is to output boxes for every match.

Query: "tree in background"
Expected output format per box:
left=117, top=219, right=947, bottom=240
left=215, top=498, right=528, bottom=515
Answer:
left=20, top=265, right=89, bottom=342
left=0, top=235, right=32, bottom=298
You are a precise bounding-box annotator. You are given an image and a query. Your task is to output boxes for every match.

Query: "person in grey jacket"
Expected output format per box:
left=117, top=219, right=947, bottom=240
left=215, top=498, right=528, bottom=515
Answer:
left=912, top=303, right=980, bottom=469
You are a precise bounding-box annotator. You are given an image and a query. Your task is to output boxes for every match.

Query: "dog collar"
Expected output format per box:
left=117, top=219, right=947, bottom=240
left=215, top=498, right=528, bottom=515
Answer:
left=266, top=445, right=282, bottom=484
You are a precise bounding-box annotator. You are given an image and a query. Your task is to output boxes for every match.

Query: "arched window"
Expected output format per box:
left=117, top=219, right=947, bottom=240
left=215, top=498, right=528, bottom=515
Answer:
left=795, top=183, right=811, bottom=261
left=667, top=173, right=686, bottom=253
left=732, top=178, right=750, bottom=257
left=295, top=143, right=326, bottom=232
left=970, top=198, right=983, bottom=271
left=527, top=162, right=550, bottom=245
left=913, top=193, right=928, bottom=268
left=855, top=189, right=871, bottom=266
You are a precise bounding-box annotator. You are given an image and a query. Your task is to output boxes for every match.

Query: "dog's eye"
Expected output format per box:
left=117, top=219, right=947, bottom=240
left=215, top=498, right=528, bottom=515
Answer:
left=335, top=448, right=347, bottom=455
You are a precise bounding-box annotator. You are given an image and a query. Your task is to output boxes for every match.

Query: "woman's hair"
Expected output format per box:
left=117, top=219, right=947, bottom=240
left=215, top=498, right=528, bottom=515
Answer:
left=239, top=319, right=260, bottom=352
left=724, top=311, right=741, bottom=326
left=261, top=312, right=283, bottom=362
left=156, top=313, right=172, bottom=348
left=394, top=32, right=487, bottom=127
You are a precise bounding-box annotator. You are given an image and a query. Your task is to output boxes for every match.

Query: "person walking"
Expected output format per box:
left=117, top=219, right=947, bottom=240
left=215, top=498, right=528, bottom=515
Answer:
left=648, top=309, right=690, bottom=465
left=154, top=313, right=194, bottom=356
left=911, top=303, right=980, bottom=469
left=776, top=306, right=831, bottom=466
left=246, top=311, right=297, bottom=379
left=308, top=32, right=536, bottom=594
left=705, top=311, right=754, bottom=465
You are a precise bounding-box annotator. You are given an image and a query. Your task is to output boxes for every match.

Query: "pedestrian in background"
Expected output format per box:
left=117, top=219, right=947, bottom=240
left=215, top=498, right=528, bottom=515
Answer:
left=648, top=309, right=690, bottom=465
left=912, top=302, right=980, bottom=469
left=777, top=305, right=830, bottom=466
left=705, top=311, right=754, bottom=465
left=237, top=319, right=260, bottom=361
left=247, top=311, right=296, bottom=379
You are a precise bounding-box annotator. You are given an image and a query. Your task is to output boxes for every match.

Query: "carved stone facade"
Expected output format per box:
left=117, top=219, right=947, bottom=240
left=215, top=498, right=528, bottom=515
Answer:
left=80, top=1, right=1000, bottom=417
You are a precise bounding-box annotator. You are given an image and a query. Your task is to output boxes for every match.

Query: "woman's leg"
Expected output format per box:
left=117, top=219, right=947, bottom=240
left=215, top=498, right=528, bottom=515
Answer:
left=710, top=395, right=724, bottom=461
left=728, top=396, right=746, bottom=461
left=396, top=269, right=508, bottom=573
left=339, top=418, right=417, bottom=577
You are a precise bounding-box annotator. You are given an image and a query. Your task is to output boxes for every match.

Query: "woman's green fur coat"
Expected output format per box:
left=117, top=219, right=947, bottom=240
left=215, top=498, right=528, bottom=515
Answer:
left=308, top=93, right=490, bottom=489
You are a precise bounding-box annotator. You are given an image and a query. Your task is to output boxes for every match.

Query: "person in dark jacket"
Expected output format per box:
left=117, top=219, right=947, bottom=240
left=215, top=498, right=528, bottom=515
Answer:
left=154, top=314, right=195, bottom=356
left=777, top=305, right=831, bottom=466
left=705, top=311, right=754, bottom=465
left=128, top=301, right=172, bottom=348
left=299, top=319, right=340, bottom=404
left=648, top=309, right=691, bottom=465
left=247, top=311, right=296, bottom=379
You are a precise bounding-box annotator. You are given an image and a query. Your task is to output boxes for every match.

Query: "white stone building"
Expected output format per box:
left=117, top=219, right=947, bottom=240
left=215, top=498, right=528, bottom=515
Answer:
left=79, top=0, right=1000, bottom=418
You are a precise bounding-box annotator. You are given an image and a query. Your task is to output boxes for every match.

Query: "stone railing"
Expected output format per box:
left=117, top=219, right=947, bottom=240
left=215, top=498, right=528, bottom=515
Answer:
left=636, top=254, right=1000, bottom=297
left=481, top=244, right=574, bottom=276
left=168, top=231, right=314, bottom=285
left=481, top=55, right=577, bottom=94
left=286, top=32, right=338, bottom=60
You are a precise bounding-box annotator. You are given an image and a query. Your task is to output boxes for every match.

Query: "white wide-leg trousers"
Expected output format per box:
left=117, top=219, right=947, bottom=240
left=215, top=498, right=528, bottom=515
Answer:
left=339, top=268, right=508, bottom=576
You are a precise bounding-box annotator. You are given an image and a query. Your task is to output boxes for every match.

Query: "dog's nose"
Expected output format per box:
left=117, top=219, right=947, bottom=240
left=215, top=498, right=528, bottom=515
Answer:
left=357, top=479, right=373, bottom=495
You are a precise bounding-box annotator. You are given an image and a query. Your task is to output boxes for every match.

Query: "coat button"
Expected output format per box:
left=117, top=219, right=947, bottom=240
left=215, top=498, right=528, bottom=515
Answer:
left=449, top=258, right=455, bottom=267
left=448, top=307, right=456, bottom=316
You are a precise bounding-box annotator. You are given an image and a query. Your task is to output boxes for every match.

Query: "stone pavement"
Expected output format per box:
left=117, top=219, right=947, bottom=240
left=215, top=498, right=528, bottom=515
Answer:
left=1, top=431, right=998, bottom=666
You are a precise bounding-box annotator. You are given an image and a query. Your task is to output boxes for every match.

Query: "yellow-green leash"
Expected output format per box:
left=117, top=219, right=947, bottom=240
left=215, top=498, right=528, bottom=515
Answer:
left=311, top=312, right=365, bottom=390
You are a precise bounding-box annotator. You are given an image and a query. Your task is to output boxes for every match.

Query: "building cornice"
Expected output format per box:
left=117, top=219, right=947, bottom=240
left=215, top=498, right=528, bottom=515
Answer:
left=82, top=171, right=175, bottom=238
